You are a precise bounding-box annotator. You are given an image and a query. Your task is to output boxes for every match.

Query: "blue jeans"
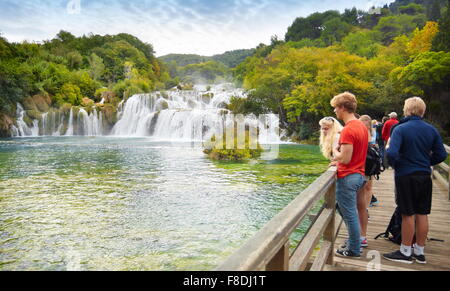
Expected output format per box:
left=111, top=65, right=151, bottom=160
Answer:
left=336, top=173, right=365, bottom=255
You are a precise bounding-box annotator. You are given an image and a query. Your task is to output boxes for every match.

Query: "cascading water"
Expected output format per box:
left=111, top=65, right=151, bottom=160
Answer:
left=12, top=105, right=104, bottom=137
left=78, top=109, right=103, bottom=136
left=11, top=84, right=280, bottom=143
left=13, top=103, right=39, bottom=137
left=111, top=84, right=281, bottom=143
left=65, top=108, right=74, bottom=136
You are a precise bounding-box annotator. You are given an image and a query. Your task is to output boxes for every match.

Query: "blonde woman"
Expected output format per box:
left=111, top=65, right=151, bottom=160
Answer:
left=319, top=117, right=343, bottom=160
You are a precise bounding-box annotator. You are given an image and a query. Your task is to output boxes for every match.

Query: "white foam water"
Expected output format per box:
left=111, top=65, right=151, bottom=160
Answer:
left=12, top=84, right=280, bottom=143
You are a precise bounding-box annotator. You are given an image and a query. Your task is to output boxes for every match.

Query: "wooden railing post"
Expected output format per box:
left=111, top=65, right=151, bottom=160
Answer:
left=323, top=181, right=336, bottom=266
left=266, top=242, right=290, bottom=271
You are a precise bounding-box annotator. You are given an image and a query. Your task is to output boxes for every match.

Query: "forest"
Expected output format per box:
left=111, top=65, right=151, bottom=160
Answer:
left=229, top=0, right=450, bottom=142
left=0, top=0, right=449, bottom=141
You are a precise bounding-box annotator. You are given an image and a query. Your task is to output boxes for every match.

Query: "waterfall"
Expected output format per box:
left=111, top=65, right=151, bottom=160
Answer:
left=41, top=111, right=64, bottom=136
left=66, top=108, right=74, bottom=136
left=111, top=84, right=281, bottom=143
left=10, top=84, right=280, bottom=143
left=13, top=103, right=39, bottom=137
left=78, top=108, right=103, bottom=136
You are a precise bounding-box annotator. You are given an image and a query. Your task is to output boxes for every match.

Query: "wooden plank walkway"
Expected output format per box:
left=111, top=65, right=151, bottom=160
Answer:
left=327, top=169, right=450, bottom=271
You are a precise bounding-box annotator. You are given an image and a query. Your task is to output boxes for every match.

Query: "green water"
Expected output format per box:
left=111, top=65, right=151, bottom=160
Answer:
left=0, top=137, right=328, bottom=270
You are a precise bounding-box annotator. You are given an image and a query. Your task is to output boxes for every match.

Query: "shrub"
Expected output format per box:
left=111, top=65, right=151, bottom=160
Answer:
left=203, top=129, right=262, bottom=161
left=54, top=83, right=83, bottom=107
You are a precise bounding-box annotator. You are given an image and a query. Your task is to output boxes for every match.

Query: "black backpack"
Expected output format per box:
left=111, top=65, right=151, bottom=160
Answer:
left=365, top=146, right=384, bottom=179
left=375, top=207, right=403, bottom=244
left=375, top=207, right=443, bottom=245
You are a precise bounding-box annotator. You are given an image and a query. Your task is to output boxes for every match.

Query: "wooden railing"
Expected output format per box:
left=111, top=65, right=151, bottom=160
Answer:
left=216, top=167, right=339, bottom=271
left=433, top=144, right=450, bottom=200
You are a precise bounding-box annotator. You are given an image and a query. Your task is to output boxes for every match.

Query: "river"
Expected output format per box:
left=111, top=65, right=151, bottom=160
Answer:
left=0, top=137, right=327, bottom=270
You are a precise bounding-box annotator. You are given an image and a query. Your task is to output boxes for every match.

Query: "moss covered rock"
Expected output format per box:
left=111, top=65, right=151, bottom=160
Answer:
left=202, top=93, right=214, bottom=104
left=81, top=97, right=95, bottom=107
left=101, top=90, right=117, bottom=104
left=0, top=113, right=14, bottom=137
left=160, top=91, right=169, bottom=99
left=22, top=94, right=52, bottom=113
left=22, top=97, right=38, bottom=111
left=156, top=100, right=169, bottom=111
left=32, top=94, right=51, bottom=112
left=102, top=105, right=118, bottom=126
left=60, top=103, right=73, bottom=115
left=26, top=110, right=42, bottom=122
left=94, top=88, right=109, bottom=102
left=177, top=83, right=194, bottom=91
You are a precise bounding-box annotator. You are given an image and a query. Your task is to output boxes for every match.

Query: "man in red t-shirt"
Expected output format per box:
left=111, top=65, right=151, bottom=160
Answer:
left=382, top=112, right=399, bottom=142
left=330, top=92, right=368, bottom=258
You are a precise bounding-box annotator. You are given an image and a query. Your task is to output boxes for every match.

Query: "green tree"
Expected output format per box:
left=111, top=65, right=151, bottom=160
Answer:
left=378, top=35, right=412, bottom=65
left=66, top=51, right=83, bottom=69
left=399, top=3, right=425, bottom=15
left=0, top=60, right=32, bottom=114
left=320, top=17, right=352, bottom=46
left=427, top=0, right=442, bottom=21
left=374, top=14, right=425, bottom=45
left=342, top=7, right=360, bottom=26
left=285, top=10, right=341, bottom=41
left=88, top=53, right=105, bottom=81
left=432, top=0, right=450, bottom=51
left=71, top=70, right=99, bottom=97
left=54, top=83, right=83, bottom=106
left=282, top=48, right=375, bottom=121
left=390, top=51, right=450, bottom=127
left=178, top=61, right=230, bottom=83
left=341, top=30, right=382, bottom=58
left=56, top=30, right=76, bottom=43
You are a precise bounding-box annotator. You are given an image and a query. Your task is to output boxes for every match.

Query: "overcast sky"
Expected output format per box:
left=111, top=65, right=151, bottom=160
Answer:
left=0, top=0, right=394, bottom=56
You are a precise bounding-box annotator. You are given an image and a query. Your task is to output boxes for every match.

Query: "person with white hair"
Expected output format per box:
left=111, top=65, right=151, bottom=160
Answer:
left=383, top=97, right=447, bottom=264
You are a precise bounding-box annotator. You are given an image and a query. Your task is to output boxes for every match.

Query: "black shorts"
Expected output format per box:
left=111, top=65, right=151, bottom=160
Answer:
left=395, top=172, right=432, bottom=216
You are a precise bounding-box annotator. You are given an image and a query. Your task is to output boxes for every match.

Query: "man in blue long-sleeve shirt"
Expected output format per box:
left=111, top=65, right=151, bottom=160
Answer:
left=383, top=97, right=448, bottom=265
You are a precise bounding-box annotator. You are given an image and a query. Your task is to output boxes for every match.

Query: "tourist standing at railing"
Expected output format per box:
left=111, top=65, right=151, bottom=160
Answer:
left=383, top=97, right=448, bottom=264
left=354, top=115, right=380, bottom=251
left=319, top=117, right=343, bottom=161
left=329, top=92, right=368, bottom=258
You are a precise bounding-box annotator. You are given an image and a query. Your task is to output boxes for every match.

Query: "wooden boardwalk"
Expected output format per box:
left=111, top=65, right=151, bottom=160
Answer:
left=217, top=148, right=449, bottom=271
left=329, top=169, right=450, bottom=271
